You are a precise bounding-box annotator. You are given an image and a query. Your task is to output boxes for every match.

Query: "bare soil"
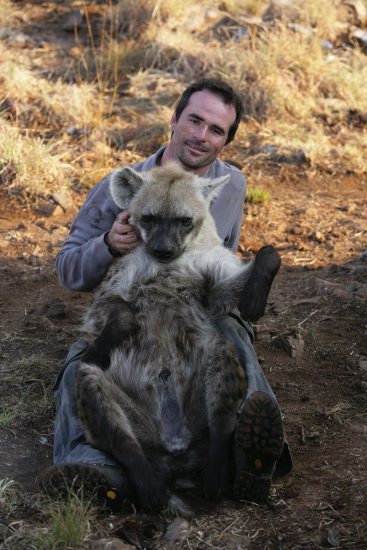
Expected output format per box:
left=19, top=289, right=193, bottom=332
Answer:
left=0, top=2, right=367, bottom=548
left=1, top=169, right=366, bottom=549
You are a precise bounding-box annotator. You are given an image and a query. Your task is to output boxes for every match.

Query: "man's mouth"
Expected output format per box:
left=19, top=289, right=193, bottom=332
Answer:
left=185, top=141, right=208, bottom=154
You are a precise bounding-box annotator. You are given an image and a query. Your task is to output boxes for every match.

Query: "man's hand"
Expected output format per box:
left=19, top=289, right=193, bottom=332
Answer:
left=105, top=210, right=140, bottom=256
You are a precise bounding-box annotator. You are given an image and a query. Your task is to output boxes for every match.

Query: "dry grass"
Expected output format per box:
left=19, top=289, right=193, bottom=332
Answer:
left=0, top=353, right=55, bottom=428
left=0, top=0, right=366, bottom=194
left=1, top=487, right=97, bottom=550
left=0, top=0, right=15, bottom=28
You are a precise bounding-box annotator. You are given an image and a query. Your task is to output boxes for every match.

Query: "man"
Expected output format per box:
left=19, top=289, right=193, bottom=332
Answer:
left=42, top=78, right=292, bottom=508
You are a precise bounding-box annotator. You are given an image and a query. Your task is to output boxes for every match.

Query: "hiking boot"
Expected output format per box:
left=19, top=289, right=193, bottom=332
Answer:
left=233, top=391, right=284, bottom=503
left=38, top=463, right=125, bottom=512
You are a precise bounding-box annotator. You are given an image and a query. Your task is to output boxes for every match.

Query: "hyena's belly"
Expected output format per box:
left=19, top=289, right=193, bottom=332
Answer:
left=107, top=304, right=214, bottom=455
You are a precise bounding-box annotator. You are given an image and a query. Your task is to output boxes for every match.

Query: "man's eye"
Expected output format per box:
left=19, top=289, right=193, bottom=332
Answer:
left=141, top=214, right=155, bottom=224
left=180, top=217, right=193, bottom=227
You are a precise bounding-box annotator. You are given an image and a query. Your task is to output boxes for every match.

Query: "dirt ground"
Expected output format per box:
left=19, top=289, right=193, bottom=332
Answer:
left=1, top=2, right=367, bottom=549
left=1, top=168, right=366, bottom=549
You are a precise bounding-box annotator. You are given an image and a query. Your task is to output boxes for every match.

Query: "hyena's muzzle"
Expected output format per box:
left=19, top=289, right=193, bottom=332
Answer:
left=141, top=215, right=195, bottom=262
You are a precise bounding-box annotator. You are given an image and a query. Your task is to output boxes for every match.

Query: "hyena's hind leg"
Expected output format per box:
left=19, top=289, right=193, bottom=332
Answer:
left=82, top=296, right=138, bottom=370
left=75, top=363, right=168, bottom=510
left=238, top=245, right=281, bottom=322
left=203, top=339, right=247, bottom=497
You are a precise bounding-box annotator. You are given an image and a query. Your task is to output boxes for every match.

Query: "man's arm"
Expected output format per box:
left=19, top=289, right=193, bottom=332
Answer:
left=210, top=162, right=246, bottom=253
left=56, top=176, right=138, bottom=291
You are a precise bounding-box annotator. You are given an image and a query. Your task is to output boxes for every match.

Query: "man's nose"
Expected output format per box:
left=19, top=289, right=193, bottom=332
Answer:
left=193, top=124, right=208, bottom=141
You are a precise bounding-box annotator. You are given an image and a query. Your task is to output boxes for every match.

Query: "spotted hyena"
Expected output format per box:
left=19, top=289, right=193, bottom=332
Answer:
left=76, top=162, right=283, bottom=514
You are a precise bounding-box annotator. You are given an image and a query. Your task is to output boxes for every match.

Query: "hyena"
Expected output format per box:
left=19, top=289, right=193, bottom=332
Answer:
left=76, top=162, right=283, bottom=514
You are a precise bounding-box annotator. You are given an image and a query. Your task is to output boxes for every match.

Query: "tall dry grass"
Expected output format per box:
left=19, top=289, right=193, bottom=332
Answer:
left=0, top=0, right=366, bottom=200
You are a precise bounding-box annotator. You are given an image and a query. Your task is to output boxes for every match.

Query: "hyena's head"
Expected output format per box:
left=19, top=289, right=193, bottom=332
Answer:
left=110, top=162, right=229, bottom=263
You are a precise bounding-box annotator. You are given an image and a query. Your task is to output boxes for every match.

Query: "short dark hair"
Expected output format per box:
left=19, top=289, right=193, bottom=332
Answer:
left=174, top=78, right=244, bottom=145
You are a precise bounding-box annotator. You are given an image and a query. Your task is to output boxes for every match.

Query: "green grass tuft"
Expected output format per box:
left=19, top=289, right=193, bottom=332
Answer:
left=246, top=186, right=270, bottom=204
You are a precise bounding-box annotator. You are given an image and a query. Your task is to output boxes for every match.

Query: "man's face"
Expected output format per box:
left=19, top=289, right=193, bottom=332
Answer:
left=169, top=90, right=236, bottom=174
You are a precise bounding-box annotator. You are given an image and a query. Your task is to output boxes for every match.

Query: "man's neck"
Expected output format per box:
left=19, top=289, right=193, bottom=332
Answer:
left=160, top=145, right=212, bottom=176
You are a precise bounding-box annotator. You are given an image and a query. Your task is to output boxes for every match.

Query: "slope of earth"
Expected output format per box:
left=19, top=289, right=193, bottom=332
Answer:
left=0, top=167, right=366, bottom=548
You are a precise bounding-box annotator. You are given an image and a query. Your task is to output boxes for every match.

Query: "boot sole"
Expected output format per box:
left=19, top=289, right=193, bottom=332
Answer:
left=233, top=391, right=284, bottom=503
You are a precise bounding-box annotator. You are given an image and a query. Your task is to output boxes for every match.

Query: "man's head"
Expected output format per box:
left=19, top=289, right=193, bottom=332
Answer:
left=174, top=79, right=243, bottom=146
left=162, top=79, right=243, bottom=175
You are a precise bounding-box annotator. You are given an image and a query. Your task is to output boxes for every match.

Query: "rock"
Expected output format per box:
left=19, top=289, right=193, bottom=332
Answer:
left=12, top=32, right=33, bottom=48
left=326, top=526, right=340, bottom=547
left=211, top=16, right=249, bottom=42
left=66, top=125, right=85, bottom=138
left=351, top=28, right=367, bottom=51
left=62, top=10, right=83, bottom=31
left=359, top=359, right=367, bottom=373
left=253, top=145, right=308, bottom=165
left=262, top=0, right=299, bottom=23
left=51, top=191, right=78, bottom=216
left=320, top=39, right=334, bottom=50
left=273, top=330, right=305, bottom=359
left=88, top=539, right=136, bottom=550
left=39, top=297, right=68, bottom=319
left=309, top=231, right=326, bottom=243
left=214, top=533, right=251, bottom=549
left=36, top=202, right=59, bottom=218
left=314, top=278, right=367, bottom=301
left=165, top=518, right=190, bottom=543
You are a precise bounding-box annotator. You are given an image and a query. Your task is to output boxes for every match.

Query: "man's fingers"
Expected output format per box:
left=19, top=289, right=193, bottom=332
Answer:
left=106, top=210, right=140, bottom=255
left=117, top=232, right=138, bottom=245
left=116, top=210, right=131, bottom=224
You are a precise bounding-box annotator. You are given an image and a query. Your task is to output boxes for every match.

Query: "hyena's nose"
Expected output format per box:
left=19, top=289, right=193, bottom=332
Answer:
left=153, top=246, right=174, bottom=261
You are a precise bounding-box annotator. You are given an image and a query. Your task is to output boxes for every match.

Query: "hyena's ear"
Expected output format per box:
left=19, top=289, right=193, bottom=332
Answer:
left=110, top=167, right=145, bottom=209
left=200, top=175, right=230, bottom=203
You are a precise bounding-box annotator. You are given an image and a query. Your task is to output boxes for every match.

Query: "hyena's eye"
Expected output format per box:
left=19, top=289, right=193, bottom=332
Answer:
left=141, top=214, right=156, bottom=225
left=180, top=217, right=193, bottom=228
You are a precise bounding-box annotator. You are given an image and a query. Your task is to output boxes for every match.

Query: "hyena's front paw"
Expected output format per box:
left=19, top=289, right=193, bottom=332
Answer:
left=129, top=465, right=169, bottom=511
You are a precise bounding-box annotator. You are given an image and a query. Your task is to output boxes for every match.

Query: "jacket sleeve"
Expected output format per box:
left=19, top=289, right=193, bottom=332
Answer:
left=55, top=175, right=120, bottom=291
left=228, top=173, right=246, bottom=253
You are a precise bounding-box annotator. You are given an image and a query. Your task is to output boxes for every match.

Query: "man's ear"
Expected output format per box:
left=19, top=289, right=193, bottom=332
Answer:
left=200, top=175, right=230, bottom=202
left=110, top=167, right=145, bottom=209
left=171, top=112, right=177, bottom=132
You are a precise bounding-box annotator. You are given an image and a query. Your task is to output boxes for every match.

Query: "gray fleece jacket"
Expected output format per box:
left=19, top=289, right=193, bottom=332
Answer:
left=56, top=146, right=246, bottom=291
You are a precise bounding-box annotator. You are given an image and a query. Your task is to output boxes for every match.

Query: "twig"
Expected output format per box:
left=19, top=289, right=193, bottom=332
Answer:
left=298, top=309, right=320, bottom=327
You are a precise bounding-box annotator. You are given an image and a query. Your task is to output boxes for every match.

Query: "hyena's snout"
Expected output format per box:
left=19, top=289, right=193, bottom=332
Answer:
left=146, top=231, right=183, bottom=263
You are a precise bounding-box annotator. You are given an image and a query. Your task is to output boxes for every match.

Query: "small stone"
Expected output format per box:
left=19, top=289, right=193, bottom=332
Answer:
left=88, top=538, right=136, bottom=550
left=62, top=10, right=83, bottom=31
left=273, top=330, right=304, bottom=359
left=326, top=526, right=340, bottom=547
left=165, top=518, right=190, bottom=543
left=51, top=191, right=78, bottom=215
